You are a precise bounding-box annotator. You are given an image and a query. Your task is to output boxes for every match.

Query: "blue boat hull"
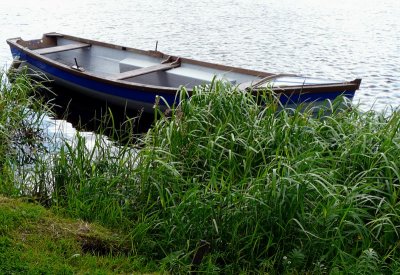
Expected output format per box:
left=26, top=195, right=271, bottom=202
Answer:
left=10, top=47, right=177, bottom=112
left=8, top=33, right=360, bottom=113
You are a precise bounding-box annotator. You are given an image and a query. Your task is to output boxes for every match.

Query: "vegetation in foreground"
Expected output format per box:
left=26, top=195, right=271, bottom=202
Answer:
left=0, top=196, right=154, bottom=274
left=1, top=72, right=400, bottom=273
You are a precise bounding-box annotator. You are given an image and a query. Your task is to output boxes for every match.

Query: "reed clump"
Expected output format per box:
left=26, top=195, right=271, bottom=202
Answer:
left=2, top=73, right=400, bottom=273
left=128, top=82, right=400, bottom=273
left=0, top=72, right=51, bottom=198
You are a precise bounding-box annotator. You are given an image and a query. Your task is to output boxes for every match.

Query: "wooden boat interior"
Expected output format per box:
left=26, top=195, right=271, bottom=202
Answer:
left=12, top=33, right=349, bottom=90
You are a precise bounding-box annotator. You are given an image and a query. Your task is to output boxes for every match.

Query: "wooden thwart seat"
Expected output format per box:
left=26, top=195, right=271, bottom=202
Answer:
left=33, top=42, right=91, bottom=55
left=113, top=58, right=181, bottom=80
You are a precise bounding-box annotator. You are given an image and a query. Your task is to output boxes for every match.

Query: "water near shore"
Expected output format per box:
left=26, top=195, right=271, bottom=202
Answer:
left=1, top=0, right=399, bottom=113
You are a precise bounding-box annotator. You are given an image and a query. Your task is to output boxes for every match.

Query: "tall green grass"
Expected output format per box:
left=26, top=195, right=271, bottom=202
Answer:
left=129, top=82, right=400, bottom=273
left=2, top=73, right=400, bottom=273
left=0, top=72, right=52, bottom=199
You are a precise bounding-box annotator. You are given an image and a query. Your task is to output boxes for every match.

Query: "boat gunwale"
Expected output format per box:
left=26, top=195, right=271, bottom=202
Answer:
left=6, top=32, right=362, bottom=95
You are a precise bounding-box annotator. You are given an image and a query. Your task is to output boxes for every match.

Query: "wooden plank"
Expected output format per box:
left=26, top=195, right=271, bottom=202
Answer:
left=113, top=62, right=180, bottom=80
left=33, top=43, right=90, bottom=55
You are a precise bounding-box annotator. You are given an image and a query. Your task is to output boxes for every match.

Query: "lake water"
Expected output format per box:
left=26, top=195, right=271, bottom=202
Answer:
left=1, top=0, right=399, bottom=113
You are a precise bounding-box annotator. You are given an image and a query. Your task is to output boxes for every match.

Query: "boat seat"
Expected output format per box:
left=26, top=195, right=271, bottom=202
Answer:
left=113, top=58, right=181, bottom=80
left=33, top=42, right=91, bottom=55
left=117, top=56, right=237, bottom=85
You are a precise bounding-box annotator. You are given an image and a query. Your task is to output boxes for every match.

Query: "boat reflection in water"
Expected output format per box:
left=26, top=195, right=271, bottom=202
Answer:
left=38, top=83, right=155, bottom=139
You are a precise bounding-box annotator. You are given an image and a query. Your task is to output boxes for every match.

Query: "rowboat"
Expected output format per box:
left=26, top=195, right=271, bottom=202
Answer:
left=7, top=32, right=361, bottom=112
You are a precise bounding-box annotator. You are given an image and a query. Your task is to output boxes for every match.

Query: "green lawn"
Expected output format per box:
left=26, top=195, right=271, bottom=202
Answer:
left=0, top=196, right=155, bottom=274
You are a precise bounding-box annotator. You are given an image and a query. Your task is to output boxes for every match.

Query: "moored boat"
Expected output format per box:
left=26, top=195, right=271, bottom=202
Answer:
left=7, top=32, right=361, bottom=112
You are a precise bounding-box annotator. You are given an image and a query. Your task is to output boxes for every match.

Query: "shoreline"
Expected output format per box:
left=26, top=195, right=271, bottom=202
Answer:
left=1, top=72, right=400, bottom=273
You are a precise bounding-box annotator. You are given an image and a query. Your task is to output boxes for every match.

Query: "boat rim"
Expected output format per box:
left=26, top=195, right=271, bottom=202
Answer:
left=6, top=32, right=362, bottom=94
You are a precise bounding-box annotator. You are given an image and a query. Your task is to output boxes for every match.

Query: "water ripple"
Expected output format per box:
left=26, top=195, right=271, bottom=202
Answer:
left=0, top=0, right=399, bottom=111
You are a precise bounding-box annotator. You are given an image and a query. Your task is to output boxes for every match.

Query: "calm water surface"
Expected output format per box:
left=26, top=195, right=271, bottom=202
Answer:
left=1, top=0, right=399, bottom=113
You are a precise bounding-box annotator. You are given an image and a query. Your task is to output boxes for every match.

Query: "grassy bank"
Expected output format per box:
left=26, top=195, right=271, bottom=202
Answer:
left=1, top=73, right=400, bottom=273
left=0, top=196, right=157, bottom=274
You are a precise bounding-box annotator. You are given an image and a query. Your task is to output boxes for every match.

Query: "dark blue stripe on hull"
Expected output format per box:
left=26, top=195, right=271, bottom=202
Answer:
left=10, top=46, right=355, bottom=108
left=10, top=47, right=176, bottom=107
left=279, top=90, right=355, bottom=105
